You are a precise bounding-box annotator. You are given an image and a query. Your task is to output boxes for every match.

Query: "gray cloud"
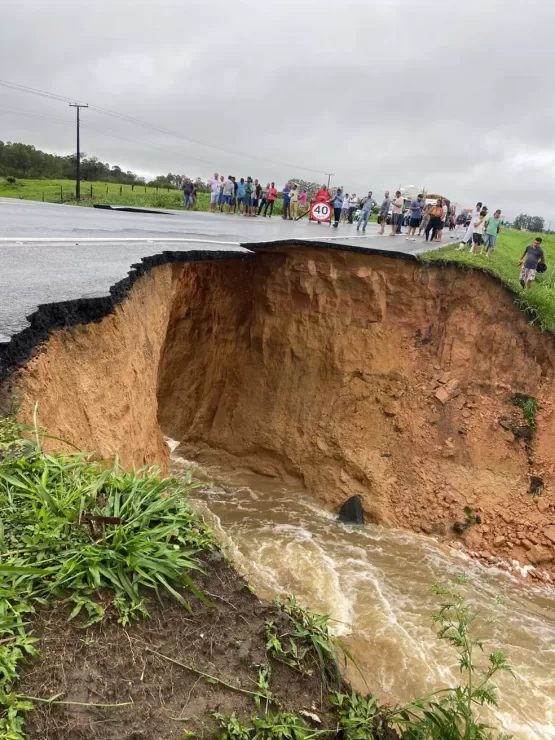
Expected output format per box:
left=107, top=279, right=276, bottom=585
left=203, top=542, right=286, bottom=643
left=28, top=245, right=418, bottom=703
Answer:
left=1, top=0, right=554, bottom=220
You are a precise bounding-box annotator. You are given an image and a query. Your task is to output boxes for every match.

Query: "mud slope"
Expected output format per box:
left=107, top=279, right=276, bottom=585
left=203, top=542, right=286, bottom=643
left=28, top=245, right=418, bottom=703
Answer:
left=11, top=246, right=555, bottom=574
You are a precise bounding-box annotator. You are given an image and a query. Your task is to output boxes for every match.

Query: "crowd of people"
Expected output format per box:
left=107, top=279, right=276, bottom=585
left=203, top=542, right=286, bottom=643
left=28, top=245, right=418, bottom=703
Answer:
left=181, top=175, right=547, bottom=289
left=181, top=173, right=310, bottom=218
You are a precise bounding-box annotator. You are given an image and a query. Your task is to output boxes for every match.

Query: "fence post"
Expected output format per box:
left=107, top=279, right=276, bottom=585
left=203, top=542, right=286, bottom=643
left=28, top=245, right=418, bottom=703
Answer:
left=42, top=192, right=45, bottom=202
left=132, top=183, right=134, bottom=191
left=90, top=183, right=93, bottom=198
left=120, top=185, right=123, bottom=196
left=60, top=185, right=63, bottom=202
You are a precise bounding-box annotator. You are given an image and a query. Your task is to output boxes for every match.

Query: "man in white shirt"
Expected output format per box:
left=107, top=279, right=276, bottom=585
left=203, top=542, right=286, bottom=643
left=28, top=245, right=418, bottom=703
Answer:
left=458, top=201, right=482, bottom=250
left=208, top=172, right=220, bottom=213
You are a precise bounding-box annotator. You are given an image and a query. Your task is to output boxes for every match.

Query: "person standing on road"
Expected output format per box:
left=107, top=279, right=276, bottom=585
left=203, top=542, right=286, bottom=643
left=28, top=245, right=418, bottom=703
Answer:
left=208, top=172, right=220, bottom=213
left=482, top=209, right=503, bottom=256
left=244, top=176, right=254, bottom=216
left=406, top=194, right=425, bottom=241
left=316, top=185, right=331, bottom=202
left=332, top=188, right=344, bottom=228
left=282, top=182, right=292, bottom=220
left=518, top=237, right=545, bottom=289
left=390, top=191, right=404, bottom=236
left=257, top=182, right=268, bottom=215
left=264, top=182, right=278, bottom=217
left=436, top=199, right=448, bottom=241
left=237, top=178, right=246, bottom=214
left=217, top=175, right=225, bottom=211
left=299, top=190, right=308, bottom=211
left=341, top=194, right=350, bottom=222
left=425, top=199, right=444, bottom=242
left=348, top=193, right=358, bottom=224
left=378, top=191, right=391, bottom=235
left=181, top=177, right=195, bottom=210
left=252, top=179, right=262, bottom=216
left=419, top=203, right=432, bottom=236
left=230, top=176, right=237, bottom=214
left=357, top=191, right=376, bottom=233
left=222, top=175, right=235, bottom=213
left=290, top=183, right=299, bottom=219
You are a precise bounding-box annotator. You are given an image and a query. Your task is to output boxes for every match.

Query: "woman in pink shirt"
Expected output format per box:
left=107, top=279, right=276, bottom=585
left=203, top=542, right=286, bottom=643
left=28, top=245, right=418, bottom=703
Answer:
left=299, top=191, right=308, bottom=209
left=390, top=190, right=404, bottom=236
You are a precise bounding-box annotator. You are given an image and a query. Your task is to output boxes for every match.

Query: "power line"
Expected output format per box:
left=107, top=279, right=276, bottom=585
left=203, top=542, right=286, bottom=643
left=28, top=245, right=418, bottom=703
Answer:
left=0, top=78, right=328, bottom=175
left=0, top=106, right=226, bottom=169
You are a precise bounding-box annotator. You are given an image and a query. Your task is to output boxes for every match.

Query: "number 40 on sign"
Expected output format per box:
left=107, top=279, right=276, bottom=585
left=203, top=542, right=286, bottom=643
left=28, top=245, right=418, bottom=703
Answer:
left=310, top=202, right=331, bottom=222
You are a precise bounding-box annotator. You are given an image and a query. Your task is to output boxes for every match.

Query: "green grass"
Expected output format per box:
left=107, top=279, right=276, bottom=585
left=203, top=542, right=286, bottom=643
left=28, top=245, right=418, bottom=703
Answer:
left=0, top=177, right=285, bottom=215
left=0, top=412, right=214, bottom=738
left=421, top=229, right=555, bottom=331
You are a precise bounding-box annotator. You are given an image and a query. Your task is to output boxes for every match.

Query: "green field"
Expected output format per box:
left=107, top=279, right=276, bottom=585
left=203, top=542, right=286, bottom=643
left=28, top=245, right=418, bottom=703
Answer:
left=0, top=177, right=286, bottom=215
left=422, top=228, right=555, bottom=331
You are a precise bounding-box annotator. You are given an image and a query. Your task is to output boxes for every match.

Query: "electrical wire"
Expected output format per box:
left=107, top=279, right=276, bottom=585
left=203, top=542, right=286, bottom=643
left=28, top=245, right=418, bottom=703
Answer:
left=0, top=78, right=327, bottom=175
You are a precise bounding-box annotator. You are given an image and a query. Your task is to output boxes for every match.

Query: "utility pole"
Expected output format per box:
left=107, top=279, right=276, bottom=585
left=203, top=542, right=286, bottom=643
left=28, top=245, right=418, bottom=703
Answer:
left=325, top=172, right=334, bottom=189
left=69, top=103, right=88, bottom=200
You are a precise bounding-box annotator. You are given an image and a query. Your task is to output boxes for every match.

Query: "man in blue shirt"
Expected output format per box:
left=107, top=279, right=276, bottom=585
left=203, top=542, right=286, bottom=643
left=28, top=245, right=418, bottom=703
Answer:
left=332, top=188, right=344, bottom=228
left=357, top=191, right=376, bottom=233
left=281, top=183, right=292, bottom=220
left=406, top=194, right=425, bottom=241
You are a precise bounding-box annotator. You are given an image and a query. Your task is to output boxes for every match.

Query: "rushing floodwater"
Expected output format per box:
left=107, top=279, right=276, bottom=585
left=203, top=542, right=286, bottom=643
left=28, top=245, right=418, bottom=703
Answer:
left=172, top=455, right=555, bottom=739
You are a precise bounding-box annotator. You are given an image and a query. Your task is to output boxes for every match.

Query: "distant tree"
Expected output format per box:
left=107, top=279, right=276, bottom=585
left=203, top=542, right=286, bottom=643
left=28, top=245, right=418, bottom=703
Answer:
left=529, top=216, right=545, bottom=233
left=0, top=141, right=178, bottom=188
left=286, top=177, right=322, bottom=199
left=513, top=214, right=529, bottom=230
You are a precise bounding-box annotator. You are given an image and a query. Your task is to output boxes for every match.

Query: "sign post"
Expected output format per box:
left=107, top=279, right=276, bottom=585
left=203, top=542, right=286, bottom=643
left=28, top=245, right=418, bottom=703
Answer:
left=309, top=201, right=332, bottom=223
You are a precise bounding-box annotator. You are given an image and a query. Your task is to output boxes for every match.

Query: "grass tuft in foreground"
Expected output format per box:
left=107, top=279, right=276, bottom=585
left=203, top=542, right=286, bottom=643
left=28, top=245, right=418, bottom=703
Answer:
left=421, top=229, right=555, bottom=332
left=0, top=412, right=214, bottom=737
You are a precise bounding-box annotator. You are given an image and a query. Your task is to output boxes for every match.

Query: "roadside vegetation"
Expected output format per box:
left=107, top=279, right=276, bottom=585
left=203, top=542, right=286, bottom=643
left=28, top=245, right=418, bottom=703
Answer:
left=0, top=413, right=513, bottom=739
left=421, top=229, right=555, bottom=332
left=0, top=177, right=292, bottom=216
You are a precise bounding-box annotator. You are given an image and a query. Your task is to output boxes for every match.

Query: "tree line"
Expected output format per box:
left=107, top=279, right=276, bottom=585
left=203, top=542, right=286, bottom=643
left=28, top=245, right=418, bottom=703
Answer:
left=0, top=141, right=210, bottom=190
left=513, top=214, right=545, bottom=232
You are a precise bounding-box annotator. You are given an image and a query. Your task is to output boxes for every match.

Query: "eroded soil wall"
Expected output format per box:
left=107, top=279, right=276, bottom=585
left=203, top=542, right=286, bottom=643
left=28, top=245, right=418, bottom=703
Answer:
left=11, top=247, right=555, bottom=572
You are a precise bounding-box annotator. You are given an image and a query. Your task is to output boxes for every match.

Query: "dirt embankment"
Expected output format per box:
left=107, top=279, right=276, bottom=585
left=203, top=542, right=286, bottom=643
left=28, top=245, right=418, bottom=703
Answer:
left=10, top=246, right=555, bottom=579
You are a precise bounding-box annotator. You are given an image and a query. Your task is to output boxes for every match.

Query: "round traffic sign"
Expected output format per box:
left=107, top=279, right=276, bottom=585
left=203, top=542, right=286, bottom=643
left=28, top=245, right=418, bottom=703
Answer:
left=310, top=201, right=331, bottom=222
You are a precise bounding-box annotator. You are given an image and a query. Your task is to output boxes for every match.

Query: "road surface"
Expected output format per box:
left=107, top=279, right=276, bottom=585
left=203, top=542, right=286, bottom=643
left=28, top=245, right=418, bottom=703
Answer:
left=0, top=198, right=444, bottom=345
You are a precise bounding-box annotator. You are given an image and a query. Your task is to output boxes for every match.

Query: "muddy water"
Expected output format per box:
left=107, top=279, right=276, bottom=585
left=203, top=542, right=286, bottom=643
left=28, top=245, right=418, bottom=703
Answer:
left=172, top=457, right=555, bottom=739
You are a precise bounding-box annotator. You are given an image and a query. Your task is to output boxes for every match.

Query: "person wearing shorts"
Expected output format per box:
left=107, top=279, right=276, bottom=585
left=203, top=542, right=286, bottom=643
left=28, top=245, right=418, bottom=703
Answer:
left=425, top=200, right=444, bottom=242
left=406, top=194, right=425, bottom=241
left=222, top=175, right=234, bottom=212
left=483, top=209, right=502, bottom=255
left=518, top=238, right=545, bottom=289
left=236, top=178, right=246, bottom=214
left=471, top=209, right=487, bottom=255
left=217, top=176, right=225, bottom=209
left=208, top=172, right=220, bottom=212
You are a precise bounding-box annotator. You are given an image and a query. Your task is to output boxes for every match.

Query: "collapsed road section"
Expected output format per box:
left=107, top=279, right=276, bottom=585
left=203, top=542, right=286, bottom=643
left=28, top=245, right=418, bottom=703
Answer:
left=1, top=236, right=553, bottom=583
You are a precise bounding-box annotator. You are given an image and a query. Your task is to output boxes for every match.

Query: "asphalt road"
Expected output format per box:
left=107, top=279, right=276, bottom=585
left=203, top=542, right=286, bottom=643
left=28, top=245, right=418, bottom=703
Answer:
left=0, top=198, right=441, bottom=343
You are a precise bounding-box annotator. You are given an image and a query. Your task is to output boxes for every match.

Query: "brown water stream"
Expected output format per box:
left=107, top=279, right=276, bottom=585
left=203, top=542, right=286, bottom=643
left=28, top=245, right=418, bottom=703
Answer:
left=172, top=455, right=555, bottom=739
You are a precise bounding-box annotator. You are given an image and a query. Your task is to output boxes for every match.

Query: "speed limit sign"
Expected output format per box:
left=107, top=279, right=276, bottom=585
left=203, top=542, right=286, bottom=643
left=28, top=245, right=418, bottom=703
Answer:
left=310, top=202, right=331, bottom=222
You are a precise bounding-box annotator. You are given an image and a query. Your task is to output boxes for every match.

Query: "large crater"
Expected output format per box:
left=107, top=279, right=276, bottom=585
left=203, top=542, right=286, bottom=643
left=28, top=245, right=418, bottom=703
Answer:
left=9, top=245, right=555, bottom=572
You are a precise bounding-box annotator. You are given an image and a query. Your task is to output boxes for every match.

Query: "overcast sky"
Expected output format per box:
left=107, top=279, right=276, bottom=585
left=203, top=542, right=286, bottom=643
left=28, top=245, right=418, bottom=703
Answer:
left=1, top=0, right=553, bottom=220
